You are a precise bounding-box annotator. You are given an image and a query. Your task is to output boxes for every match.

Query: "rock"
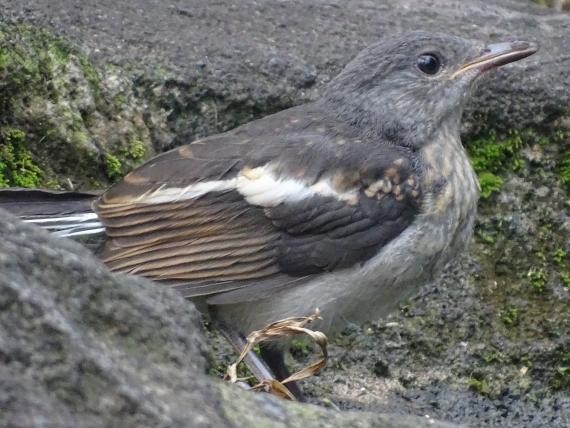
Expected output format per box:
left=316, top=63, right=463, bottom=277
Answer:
left=373, top=360, right=391, bottom=378
left=0, top=0, right=569, bottom=186
left=306, top=258, right=570, bottom=427
left=0, top=1, right=569, bottom=427
left=535, top=185, right=551, bottom=198
left=523, top=144, right=545, bottom=164
left=0, top=23, right=153, bottom=189
left=0, top=210, right=458, bottom=428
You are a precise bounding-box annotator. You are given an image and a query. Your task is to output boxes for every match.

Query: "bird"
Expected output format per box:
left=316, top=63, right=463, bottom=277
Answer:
left=1, top=31, right=537, bottom=398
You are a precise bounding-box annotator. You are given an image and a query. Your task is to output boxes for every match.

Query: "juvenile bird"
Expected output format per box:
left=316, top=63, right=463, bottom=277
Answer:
left=2, top=32, right=536, bottom=395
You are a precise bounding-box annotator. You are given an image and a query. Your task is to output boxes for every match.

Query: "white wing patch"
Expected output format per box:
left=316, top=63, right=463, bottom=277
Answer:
left=132, top=179, right=238, bottom=204
left=131, top=164, right=359, bottom=207
left=236, top=165, right=314, bottom=206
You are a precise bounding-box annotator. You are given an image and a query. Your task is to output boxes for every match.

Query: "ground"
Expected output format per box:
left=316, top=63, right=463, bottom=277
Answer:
left=0, top=2, right=568, bottom=426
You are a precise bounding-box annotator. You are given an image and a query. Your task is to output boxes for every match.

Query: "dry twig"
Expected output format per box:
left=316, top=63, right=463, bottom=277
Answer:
left=225, top=308, right=328, bottom=400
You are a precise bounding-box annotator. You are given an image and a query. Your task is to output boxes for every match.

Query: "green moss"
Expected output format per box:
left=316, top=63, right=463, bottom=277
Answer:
left=0, top=128, right=42, bottom=188
left=466, top=129, right=567, bottom=199
left=79, top=55, right=101, bottom=92
left=468, top=130, right=522, bottom=172
left=561, top=272, right=570, bottom=290
left=533, top=0, right=568, bottom=8
left=0, top=24, right=71, bottom=99
left=550, top=352, right=570, bottom=391
left=499, top=306, right=521, bottom=327
left=104, top=154, right=122, bottom=180
left=468, top=376, right=492, bottom=397
left=207, top=358, right=227, bottom=377
left=103, top=140, right=147, bottom=182
left=467, top=130, right=523, bottom=199
left=475, top=229, right=497, bottom=245
left=483, top=351, right=506, bottom=364
left=235, top=362, right=255, bottom=382
left=553, top=248, right=567, bottom=267
left=527, top=267, right=548, bottom=293
left=126, top=140, right=147, bottom=161
left=477, top=172, right=504, bottom=200
left=0, top=22, right=152, bottom=190
left=0, top=24, right=97, bottom=188
left=561, top=153, right=570, bottom=189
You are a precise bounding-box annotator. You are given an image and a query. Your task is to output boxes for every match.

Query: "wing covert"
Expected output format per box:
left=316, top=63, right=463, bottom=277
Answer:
left=94, top=104, right=423, bottom=302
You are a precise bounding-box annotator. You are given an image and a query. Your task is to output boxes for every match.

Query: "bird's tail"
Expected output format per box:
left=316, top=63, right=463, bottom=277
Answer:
left=0, top=188, right=104, bottom=238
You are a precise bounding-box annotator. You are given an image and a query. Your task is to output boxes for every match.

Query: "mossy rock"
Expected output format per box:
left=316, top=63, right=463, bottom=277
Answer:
left=0, top=128, right=42, bottom=187
left=466, top=128, right=568, bottom=199
left=0, top=23, right=153, bottom=189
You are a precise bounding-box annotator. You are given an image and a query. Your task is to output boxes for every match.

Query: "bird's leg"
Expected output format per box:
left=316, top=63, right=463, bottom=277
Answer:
left=217, top=321, right=305, bottom=400
left=259, top=342, right=304, bottom=401
left=215, top=321, right=275, bottom=382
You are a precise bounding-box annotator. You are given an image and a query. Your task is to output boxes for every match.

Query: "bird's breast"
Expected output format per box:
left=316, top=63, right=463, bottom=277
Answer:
left=215, top=137, right=481, bottom=335
left=417, top=135, right=480, bottom=267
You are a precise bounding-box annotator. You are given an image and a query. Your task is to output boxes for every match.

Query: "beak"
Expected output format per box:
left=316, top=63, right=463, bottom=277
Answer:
left=452, top=40, right=538, bottom=78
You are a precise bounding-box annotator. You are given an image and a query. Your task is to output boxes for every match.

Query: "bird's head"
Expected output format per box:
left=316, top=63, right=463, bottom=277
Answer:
left=324, top=31, right=537, bottom=148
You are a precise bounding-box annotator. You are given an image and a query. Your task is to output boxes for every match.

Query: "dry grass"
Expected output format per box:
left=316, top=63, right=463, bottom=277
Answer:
left=225, top=309, right=328, bottom=400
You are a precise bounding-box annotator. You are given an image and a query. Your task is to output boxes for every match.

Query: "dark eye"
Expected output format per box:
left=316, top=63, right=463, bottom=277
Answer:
left=417, top=53, right=441, bottom=75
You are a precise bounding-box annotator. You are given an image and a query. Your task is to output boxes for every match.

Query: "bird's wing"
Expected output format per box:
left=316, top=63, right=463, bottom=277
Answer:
left=94, top=106, right=422, bottom=303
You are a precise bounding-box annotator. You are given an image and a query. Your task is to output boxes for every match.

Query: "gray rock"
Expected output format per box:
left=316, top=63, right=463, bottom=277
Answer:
left=0, top=210, right=458, bottom=427
left=1, top=0, right=568, bottom=150
left=0, top=1, right=568, bottom=427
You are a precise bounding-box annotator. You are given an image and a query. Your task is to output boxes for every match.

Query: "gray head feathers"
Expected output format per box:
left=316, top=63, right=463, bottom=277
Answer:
left=323, top=31, right=485, bottom=148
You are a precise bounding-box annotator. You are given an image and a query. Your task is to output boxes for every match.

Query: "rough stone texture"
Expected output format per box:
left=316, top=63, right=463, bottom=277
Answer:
left=300, top=255, right=569, bottom=427
left=0, top=22, right=155, bottom=189
left=0, top=1, right=569, bottom=427
left=0, top=210, right=459, bottom=428
left=0, top=0, right=569, bottom=157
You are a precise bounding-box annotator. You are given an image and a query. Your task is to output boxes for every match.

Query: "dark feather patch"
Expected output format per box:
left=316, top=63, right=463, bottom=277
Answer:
left=0, top=188, right=98, bottom=216
left=93, top=102, right=423, bottom=302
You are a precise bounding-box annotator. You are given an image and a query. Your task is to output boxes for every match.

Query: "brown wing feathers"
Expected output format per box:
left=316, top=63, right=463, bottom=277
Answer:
left=92, top=109, right=422, bottom=302
left=96, top=180, right=281, bottom=285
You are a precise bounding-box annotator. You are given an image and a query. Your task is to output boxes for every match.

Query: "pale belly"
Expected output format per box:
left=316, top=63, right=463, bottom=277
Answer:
left=216, top=208, right=476, bottom=336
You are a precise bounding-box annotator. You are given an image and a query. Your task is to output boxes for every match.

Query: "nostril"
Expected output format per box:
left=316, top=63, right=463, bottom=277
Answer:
left=511, top=40, right=531, bottom=50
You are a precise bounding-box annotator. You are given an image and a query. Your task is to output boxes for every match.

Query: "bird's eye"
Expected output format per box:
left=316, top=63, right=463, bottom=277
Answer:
left=417, top=53, right=441, bottom=75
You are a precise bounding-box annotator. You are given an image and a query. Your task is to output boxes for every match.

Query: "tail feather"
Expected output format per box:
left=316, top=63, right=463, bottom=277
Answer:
left=0, top=188, right=105, bottom=238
